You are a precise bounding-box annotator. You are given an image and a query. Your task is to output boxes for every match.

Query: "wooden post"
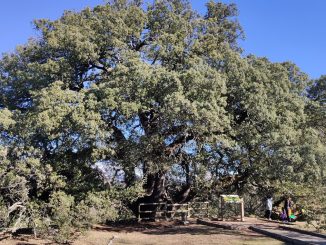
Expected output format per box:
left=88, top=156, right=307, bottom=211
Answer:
left=240, top=198, right=245, bottom=222
left=206, top=202, right=209, bottom=218
left=220, top=196, right=224, bottom=221
left=138, top=204, right=141, bottom=222
left=186, top=203, right=189, bottom=218
left=164, top=202, right=167, bottom=220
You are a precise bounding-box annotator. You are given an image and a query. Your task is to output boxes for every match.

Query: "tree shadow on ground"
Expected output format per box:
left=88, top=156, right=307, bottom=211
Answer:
left=94, top=220, right=267, bottom=239
left=141, top=225, right=265, bottom=238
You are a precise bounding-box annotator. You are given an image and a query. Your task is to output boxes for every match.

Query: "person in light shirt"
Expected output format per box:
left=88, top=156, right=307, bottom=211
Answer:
left=265, top=195, right=273, bottom=220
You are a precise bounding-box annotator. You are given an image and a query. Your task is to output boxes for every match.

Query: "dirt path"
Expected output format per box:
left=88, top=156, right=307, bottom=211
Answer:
left=198, top=217, right=326, bottom=245
left=251, top=225, right=326, bottom=244
left=73, top=222, right=284, bottom=245
left=0, top=220, right=285, bottom=245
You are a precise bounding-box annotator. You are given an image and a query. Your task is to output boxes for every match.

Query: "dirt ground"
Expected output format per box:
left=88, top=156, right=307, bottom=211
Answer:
left=0, top=220, right=285, bottom=245
left=73, top=222, right=285, bottom=245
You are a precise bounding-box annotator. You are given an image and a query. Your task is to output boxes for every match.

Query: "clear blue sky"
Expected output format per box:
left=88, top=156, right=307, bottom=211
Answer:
left=0, top=0, right=325, bottom=78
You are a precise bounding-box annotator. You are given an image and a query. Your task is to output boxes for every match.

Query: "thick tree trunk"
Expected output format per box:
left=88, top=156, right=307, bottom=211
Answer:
left=130, top=169, right=197, bottom=218
left=130, top=171, right=169, bottom=217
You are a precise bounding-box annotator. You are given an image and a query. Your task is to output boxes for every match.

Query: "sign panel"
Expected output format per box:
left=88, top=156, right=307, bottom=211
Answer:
left=221, top=195, right=242, bottom=203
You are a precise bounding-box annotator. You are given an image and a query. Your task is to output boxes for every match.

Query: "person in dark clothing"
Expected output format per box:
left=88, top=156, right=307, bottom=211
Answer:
left=284, top=197, right=292, bottom=221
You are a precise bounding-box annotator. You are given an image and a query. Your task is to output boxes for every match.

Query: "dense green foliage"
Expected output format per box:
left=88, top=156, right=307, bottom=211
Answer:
left=0, top=0, right=325, bottom=239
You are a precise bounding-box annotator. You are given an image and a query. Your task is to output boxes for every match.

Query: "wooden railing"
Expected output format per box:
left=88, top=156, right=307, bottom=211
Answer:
left=189, top=201, right=209, bottom=218
left=138, top=202, right=209, bottom=222
left=138, top=203, right=167, bottom=221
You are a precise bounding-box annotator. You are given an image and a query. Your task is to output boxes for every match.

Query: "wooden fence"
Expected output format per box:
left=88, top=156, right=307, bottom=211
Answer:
left=138, top=202, right=209, bottom=222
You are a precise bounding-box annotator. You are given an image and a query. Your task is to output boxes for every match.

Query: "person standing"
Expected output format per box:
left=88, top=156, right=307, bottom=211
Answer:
left=265, top=195, right=273, bottom=220
left=284, top=197, right=292, bottom=222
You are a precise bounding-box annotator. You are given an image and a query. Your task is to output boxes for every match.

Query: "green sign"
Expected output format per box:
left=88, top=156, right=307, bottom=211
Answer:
left=221, top=195, right=242, bottom=203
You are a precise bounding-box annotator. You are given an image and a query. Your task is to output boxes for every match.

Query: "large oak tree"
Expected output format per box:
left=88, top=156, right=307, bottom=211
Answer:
left=0, top=0, right=324, bottom=229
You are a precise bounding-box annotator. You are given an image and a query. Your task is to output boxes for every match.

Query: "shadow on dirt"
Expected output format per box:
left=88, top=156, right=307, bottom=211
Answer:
left=95, top=219, right=266, bottom=239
